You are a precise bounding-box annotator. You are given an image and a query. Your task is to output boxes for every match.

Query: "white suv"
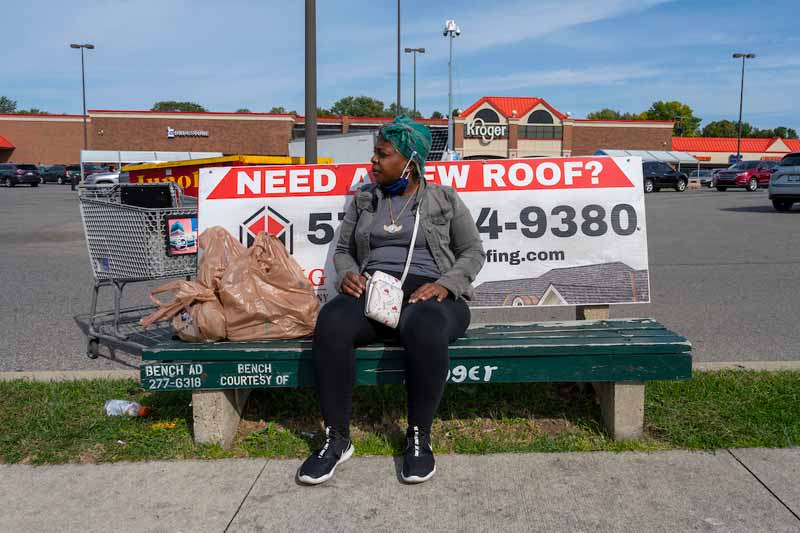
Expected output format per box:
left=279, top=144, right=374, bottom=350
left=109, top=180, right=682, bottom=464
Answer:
left=768, top=152, right=800, bottom=212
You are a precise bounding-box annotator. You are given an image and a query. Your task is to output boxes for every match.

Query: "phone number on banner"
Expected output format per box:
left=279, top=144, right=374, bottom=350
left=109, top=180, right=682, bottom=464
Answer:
left=304, top=203, right=639, bottom=245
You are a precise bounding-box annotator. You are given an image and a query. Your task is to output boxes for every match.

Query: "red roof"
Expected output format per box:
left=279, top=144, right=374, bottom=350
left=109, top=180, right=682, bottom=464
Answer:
left=460, top=96, right=566, bottom=120
left=89, top=109, right=294, bottom=117
left=672, top=137, right=800, bottom=153
left=0, top=135, right=14, bottom=149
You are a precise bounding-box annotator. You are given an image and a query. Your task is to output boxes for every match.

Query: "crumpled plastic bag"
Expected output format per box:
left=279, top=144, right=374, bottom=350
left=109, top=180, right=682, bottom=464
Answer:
left=140, top=280, right=226, bottom=342
left=197, top=226, right=246, bottom=292
left=219, top=232, right=320, bottom=340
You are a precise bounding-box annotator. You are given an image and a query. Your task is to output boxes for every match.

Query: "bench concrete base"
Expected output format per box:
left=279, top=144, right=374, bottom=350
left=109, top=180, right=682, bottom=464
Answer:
left=592, top=381, right=645, bottom=440
left=192, top=389, right=252, bottom=449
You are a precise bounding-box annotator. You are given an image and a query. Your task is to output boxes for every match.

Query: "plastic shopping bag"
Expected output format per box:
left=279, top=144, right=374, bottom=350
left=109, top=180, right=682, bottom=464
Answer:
left=219, top=232, right=320, bottom=340
left=140, top=280, right=226, bottom=342
left=197, top=226, right=246, bottom=292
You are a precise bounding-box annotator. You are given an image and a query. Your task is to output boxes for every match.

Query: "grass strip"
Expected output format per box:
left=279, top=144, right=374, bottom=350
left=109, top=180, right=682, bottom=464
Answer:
left=0, top=370, right=797, bottom=465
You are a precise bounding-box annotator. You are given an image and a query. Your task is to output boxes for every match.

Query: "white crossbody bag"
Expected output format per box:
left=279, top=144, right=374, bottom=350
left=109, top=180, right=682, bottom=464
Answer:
left=363, top=207, right=420, bottom=329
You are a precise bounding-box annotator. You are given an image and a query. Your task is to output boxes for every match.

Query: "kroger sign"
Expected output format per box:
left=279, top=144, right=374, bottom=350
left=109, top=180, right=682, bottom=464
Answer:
left=465, top=118, right=508, bottom=143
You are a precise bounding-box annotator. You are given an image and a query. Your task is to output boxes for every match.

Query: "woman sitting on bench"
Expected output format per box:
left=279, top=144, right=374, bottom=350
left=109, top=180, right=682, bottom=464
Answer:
left=298, top=116, right=485, bottom=485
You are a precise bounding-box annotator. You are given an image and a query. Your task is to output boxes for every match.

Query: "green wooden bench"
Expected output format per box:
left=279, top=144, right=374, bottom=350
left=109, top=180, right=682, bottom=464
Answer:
left=140, top=313, right=692, bottom=448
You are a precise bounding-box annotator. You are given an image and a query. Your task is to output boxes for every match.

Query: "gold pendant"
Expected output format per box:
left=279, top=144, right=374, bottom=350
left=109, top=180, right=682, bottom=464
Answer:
left=383, top=223, right=402, bottom=234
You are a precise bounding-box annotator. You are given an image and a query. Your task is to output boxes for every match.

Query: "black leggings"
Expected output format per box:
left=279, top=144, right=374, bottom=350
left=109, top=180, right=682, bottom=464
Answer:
left=311, top=272, right=471, bottom=435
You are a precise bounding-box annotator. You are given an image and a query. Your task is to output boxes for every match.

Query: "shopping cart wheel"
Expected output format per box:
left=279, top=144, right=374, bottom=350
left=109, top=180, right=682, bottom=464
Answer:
left=87, top=338, right=100, bottom=359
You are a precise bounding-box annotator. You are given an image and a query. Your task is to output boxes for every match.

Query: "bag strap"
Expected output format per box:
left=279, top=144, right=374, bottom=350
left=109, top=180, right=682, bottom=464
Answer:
left=400, top=206, right=421, bottom=284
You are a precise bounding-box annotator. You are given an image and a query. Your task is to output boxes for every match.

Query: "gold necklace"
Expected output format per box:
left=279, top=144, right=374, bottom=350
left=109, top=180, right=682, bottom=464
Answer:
left=383, top=185, right=418, bottom=234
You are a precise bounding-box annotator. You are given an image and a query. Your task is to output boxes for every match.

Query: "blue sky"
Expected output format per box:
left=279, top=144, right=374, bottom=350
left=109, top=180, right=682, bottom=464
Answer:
left=5, top=0, right=798, bottom=130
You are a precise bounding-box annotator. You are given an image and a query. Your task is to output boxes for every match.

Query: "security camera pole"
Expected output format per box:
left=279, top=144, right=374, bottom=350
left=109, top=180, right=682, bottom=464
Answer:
left=404, top=47, right=425, bottom=117
left=443, top=20, right=460, bottom=155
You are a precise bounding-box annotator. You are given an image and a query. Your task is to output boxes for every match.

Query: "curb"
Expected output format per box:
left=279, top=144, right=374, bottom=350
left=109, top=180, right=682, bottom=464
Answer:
left=693, top=361, right=800, bottom=372
left=0, top=370, right=138, bottom=382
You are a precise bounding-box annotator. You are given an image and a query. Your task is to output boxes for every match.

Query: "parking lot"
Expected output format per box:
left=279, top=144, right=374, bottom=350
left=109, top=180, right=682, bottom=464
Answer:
left=0, top=184, right=798, bottom=372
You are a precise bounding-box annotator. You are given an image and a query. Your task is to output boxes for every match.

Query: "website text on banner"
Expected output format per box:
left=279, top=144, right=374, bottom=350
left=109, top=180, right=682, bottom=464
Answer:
left=198, top=156, right=650, bottom=308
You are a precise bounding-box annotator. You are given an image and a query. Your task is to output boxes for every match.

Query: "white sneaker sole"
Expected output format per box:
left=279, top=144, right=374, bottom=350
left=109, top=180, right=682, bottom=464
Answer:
left=401, top=465, right=436, bottom=484
left=298, top=443, right=354, bottom=485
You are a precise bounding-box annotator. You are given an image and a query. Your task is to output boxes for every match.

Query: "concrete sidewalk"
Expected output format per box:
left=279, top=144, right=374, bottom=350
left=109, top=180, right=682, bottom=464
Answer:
left=2, top=448, right=799, bottom=532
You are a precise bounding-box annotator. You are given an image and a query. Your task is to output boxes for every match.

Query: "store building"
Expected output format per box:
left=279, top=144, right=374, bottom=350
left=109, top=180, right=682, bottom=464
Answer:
left=0, top=96, right=674, bottom=164
left=673, top=137, right=800, bottom=166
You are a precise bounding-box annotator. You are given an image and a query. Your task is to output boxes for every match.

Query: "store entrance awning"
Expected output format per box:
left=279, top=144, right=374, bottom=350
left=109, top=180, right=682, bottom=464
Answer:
left=0, top=135, right=15, bottom=149
left=594, top=149, right=699, bottom=164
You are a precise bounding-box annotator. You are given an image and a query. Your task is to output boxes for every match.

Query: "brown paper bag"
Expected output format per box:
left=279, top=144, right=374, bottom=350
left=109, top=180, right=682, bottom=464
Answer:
left=198, top=226, right=246, bottom=292
left=140, top=280, right=226, bottom=342
left=219, top=232, right=320, bottom=340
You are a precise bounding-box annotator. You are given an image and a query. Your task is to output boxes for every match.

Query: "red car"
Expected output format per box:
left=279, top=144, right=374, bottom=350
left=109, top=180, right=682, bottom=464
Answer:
left=715, top=160, right=777, bottom=191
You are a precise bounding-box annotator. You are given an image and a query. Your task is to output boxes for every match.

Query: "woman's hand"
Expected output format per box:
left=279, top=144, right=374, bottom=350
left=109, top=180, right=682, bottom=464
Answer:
left=341, top=272, right=367, bottom=298
left=409, top=283, right=450, bottom=303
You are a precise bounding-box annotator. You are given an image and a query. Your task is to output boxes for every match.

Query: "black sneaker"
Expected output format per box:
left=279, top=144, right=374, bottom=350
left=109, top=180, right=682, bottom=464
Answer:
left=401, top=426, right=436, bottom=483
left=297, top=427, right=354, bottom=485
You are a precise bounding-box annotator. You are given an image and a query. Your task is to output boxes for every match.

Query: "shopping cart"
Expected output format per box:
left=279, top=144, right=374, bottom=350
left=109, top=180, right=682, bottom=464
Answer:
left=76, top=183, right=197, bottom=358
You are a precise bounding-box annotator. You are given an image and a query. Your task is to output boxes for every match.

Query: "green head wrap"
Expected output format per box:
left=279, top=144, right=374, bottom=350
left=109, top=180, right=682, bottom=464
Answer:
left=378, top=115, right=432, bottom=177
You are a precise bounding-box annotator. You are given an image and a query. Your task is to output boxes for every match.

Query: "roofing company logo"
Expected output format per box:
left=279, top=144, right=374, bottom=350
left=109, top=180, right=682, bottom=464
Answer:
left=239, top=206, right=294, bottom=253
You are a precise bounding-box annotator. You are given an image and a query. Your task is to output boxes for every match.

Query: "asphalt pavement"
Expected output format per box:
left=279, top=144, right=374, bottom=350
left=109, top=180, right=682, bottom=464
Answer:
left=3, top=448, right=799, bottom=532
left=0, top=184, right=798, bottom=371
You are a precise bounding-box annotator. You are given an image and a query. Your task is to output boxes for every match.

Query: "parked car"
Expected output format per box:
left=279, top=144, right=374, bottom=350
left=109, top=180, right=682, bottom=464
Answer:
left=41, top=164, right=69, bottom=184
left=768, top=152, right=800, bottom=212
left=642, top=161, right=688, bottom=193
left=0, top=163, right=41, bottom=187
left=714, top=160, right=777, bottom=191
left=65, top=164, right=106, bottom=183
left=689, top=169, right=715, bottom=187
left=82, top=170, right=120, bottom=185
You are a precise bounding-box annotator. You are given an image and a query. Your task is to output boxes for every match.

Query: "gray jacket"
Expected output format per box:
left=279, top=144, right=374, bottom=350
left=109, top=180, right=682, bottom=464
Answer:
left=334, top=178, right=486, bottom=300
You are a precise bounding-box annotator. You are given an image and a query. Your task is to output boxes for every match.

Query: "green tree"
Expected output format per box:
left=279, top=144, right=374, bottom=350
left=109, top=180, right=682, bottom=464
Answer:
left=329, top=96, right=387, bottom=117
left=151, top=101, right=207, bottom=112
left=386, top=103, right=422, bottom=118
left=586, top=108, right=643, bottom=120
left=317, top=107, right=333, bottom=117
left=773, top=126, right=798, bottom=139
left=268, top=106, right=286, bottom=114
left=0, top=96, right=17, bottom=113
left=702, top=120, right=739, bottom=137
left=641, top=100, right=701, bottom=136
left=236, top=108, right=252, bottom=113
left=16, top=108, right=48, bottom=114
left=430, top=111, right=444, bottom=119
left=587, top=108, right=623, bottom=120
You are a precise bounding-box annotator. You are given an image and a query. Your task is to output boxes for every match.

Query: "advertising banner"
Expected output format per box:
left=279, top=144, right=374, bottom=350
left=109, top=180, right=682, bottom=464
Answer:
left=199, top=156, right=649, bottom=308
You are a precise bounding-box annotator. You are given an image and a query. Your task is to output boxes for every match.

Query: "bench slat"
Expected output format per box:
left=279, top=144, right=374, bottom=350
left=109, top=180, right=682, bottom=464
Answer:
left=140, top=352, right=692, bottom=392
left=144, top=334, right=689, bottom=362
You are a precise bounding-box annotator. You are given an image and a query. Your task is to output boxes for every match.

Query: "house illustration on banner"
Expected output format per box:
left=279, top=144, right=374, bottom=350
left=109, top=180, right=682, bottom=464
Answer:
left=474, top=262, right=649, bottom=307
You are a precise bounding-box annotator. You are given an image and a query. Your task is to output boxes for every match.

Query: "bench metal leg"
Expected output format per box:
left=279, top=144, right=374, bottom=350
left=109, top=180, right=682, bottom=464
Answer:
left=592, top=381, right=645, bottom=440
left=192, top=389, right=252, bottom=449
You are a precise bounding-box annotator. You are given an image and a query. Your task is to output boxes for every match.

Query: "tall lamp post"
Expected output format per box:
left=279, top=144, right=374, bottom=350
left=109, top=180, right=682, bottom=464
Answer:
left=732, top=52, right=755, bottom=163
left=70, top=43, right=94, bottom=190
left=69, top=43, right=94, bottom=151
left=305, top=0, right=317, bottom=164
left=396, top=0, right=401, bottom=114
left=443, top=20, right=460, bottom=155
left=404, top=47, right=425, bottom=117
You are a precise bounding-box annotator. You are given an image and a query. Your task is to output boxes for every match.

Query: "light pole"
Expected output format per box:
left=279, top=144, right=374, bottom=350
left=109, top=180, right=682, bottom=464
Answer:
left=70, top=43, right=94, bottom=151
left=443, top=20, right=460, bottom=155
left=732, top=52, right=755, bottom=163
left=396, top=0, right=401, bottom=115
left=404, top=47, right=425, bottom=117
left=305, top=0, right=317, bottom=163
